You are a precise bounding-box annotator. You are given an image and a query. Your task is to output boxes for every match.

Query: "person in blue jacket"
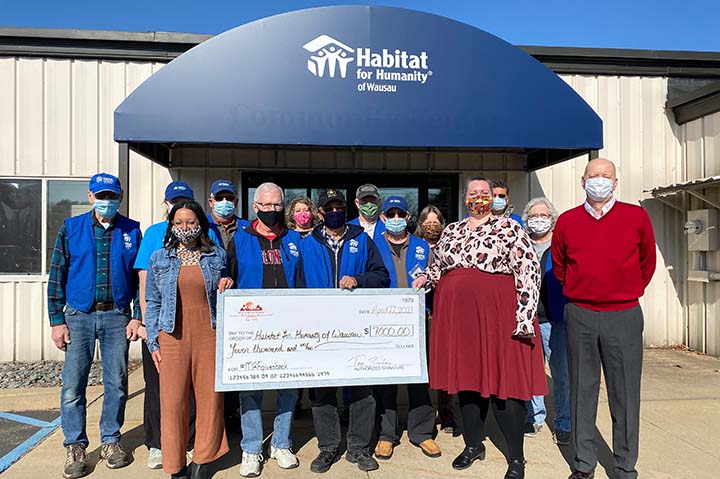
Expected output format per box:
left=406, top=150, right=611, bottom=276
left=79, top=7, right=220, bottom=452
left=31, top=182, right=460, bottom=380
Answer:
left=372, top=196, right=440, bottom=461
left=521, top=197, right=570, bottom=446
left=207, top=179, right=249, bottom=250
left=299, top=189, right=390, bottom=474
left=226, top=182, right=303, bottom=477
left=348, top=183, right=386, bottom=243
left=490, top=178, right=524, bottom=226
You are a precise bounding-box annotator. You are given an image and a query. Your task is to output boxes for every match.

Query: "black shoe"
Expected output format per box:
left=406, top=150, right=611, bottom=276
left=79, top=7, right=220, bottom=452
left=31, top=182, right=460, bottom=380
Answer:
left=345, top=450, right=379, bottom=472
left=171, top=466, right=189, bottom=479
left=63, top=444, right=88, bottom=479
left=504, top=459, right=525, bottom=479
left=188, top=462, right=208, bottom=479
left=553, top=429, right=571, bottom=446
left=310, top=450, right=340, bottom=474
left=568, top=470, right=595, bottom=479
left=451, top=445, right=486, bottom=470
left=100, top=442, right=130, bottom=469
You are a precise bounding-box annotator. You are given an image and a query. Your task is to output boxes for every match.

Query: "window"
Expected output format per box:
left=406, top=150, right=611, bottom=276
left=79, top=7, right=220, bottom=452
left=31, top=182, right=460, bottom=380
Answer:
left=0, top=177, right=90, bottom=275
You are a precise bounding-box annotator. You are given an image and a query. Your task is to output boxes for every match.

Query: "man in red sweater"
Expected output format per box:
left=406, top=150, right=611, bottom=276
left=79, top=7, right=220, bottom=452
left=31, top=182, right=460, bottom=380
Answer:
left=551, top=158, right=656, bottom=479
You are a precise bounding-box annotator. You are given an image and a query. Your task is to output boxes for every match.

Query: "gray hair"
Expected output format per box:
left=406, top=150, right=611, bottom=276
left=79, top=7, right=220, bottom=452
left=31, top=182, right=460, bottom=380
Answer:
left=522, top=197, right=558, bottom=225
left=254, top=182, right=284, bottom=202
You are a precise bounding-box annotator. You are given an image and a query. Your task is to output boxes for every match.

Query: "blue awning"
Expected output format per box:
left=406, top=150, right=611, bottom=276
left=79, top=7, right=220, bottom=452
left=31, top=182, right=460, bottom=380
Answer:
left=114, top=5, right=603, bottom=169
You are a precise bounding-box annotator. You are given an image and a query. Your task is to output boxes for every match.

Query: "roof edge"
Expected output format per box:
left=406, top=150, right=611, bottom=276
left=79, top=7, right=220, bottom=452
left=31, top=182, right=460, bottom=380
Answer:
left=667, top=81, right=720, bottom=124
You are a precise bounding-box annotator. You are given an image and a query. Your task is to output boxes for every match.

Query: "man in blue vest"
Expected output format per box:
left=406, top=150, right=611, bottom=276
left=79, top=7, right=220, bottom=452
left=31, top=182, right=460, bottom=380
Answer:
left=348, top=183, right=386, bottom=243
left=47, top=173, right=142, bottom=479
left=207, top=179, right=249, bottom=250
left=300, top=189, right=389, bottom=474
left=227, top=182, right=303, bottom=477
left=371, top=196, right=440, bottom=461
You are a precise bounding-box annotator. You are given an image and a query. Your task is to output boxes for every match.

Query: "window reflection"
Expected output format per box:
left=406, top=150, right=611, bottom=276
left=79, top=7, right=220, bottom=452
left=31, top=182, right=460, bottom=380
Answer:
left=0, top=179, right=42, bottom=273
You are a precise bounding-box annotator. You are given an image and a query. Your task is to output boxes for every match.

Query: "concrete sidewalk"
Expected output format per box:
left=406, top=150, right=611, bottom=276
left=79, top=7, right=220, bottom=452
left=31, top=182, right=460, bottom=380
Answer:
left=2, top=349, right=720, bottom=479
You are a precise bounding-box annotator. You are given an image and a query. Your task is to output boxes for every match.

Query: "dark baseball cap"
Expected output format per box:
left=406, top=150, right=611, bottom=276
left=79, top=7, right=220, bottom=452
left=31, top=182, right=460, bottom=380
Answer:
left=318, top=189, right=346, bottom=208
left=356, top=184, right=380, bottom=200
left=382, top=196, right=409, bottom=214
left=210, top=179, right=237, bottom=196
left=89, top=173, right=122, bottom=194
left=164, top=181, right=194, bottom=201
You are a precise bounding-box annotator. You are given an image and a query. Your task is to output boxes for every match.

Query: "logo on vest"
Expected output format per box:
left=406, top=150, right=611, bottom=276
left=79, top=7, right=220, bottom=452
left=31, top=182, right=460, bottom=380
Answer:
left=122, top=233, right=133, bottom=249
left=303, top=34, right=432, bottom=94
left=349, top=238, right=359, bottom=254
left=415, top=245, right=426, bottom=261
left=288, top=242, right=299, bottom=257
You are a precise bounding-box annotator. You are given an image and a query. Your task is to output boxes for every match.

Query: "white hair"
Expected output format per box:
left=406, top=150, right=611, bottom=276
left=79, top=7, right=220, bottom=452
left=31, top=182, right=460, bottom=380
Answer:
left=522, top=197, right=559, bottom=225
left=254, top=182, right=284, bottom=202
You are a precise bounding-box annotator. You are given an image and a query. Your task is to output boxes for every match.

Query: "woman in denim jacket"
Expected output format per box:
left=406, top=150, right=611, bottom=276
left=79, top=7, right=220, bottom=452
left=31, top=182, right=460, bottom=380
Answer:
left=145, top=200, right=233, bottom=479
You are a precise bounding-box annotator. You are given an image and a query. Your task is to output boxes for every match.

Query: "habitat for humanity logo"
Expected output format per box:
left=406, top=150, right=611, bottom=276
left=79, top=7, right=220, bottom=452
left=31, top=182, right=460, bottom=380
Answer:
left=237, top=301, right=272, bottom=320
left=302, top=34, right=432, bottom=93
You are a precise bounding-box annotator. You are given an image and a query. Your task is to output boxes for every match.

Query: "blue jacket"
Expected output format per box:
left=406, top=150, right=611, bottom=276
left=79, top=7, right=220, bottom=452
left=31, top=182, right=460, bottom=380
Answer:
left=299, top=224, right=389, bottom=289
left=375, top=233, right=429, bottom=288
left=64, top=211, right=141, bottom=312
left=144, top=245, right=228, bottom=352
left=509, top=212, right=524, bottom=227
left=348, top=217, right=386, bottom=243
left=540, top=248, right=566, bottom=322
left=232, top=227, right=302, bottom=288
left=208, top=214, right=250, bottom=249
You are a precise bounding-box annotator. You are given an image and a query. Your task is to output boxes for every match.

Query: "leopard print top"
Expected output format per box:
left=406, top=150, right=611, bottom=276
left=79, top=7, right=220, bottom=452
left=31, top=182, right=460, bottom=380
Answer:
left=424, top=215, right=540, bottom=336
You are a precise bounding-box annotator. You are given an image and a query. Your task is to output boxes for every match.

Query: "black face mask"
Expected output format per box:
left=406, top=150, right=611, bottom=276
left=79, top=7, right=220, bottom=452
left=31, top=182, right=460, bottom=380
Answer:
left=323, top=210, right=346, bottom=229
left=257, top=209, right=284, bottom=228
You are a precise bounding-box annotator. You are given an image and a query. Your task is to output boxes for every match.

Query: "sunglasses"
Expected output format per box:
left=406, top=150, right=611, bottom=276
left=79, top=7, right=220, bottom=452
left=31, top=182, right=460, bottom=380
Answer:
left=214, top=194, right=236, bottom=202
left=322, top=206, right=346, bottom=214
left=95, top=192, right=120, bottom=200
left=385, top=210, right=408, bottom=219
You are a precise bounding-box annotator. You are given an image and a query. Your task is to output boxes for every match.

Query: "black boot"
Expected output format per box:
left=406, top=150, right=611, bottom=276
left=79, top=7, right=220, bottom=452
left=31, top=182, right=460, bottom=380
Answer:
left=188, top=462, right=207, bottom=479
left=451, top=445, right=486, bottom=470
left=171, top=465, right=189, bottom=479
left=504, top=459, right=525, bottom=479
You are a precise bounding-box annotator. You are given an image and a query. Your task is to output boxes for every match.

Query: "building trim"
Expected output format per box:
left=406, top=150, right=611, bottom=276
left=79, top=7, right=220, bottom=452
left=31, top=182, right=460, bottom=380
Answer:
left=2, top=27, right=720, bottom=78
left=667, top=81, right=720, bottom=124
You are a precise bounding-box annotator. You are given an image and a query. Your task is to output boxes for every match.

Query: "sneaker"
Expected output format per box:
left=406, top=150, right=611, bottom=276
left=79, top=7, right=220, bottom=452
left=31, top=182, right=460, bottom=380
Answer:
left=147, top=447, right=162, bottom=469
left=100, top=442, right=130, bottom=469
left=553, top=429, right=571, bottom=446
left=523, top=422, right=542, bottom=438
left=345, top=449, right=379, bottom=472
left=310, top=450, right=340, bottom=474
left=239, top=452, right=263, bottom=477
left=270, top=446, right=299, bottom=469
left=63, top=444, right=88, bottom=479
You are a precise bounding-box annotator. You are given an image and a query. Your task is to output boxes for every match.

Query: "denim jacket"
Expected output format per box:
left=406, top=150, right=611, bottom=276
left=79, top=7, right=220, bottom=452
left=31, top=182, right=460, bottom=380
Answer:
left=144, top=245, right=228, bottom=353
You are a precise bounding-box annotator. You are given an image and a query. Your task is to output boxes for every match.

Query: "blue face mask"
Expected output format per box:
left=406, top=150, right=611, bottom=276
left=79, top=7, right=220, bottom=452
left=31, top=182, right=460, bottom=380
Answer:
left=323, top=210, right=346, bottom=229
left=491, top=196, right=507, bottom=211
left=94, top=199, right=120, bottom=218
left=385, top=217, right=407, bottom=234
left=213, top=200, right=235, bottom=219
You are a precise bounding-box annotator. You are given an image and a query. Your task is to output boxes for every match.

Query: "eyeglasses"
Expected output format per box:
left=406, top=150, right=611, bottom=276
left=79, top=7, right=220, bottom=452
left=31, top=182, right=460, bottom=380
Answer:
left=95, top=192, right=120, bottom=200
left=322, top=205, right=346, bottom=214
left=385, top=210, right=407, bottom=219
left=528, top=213, right=552, bottom=219
left=254, top=201, right=283, bottom=211
left=493, top=193, right=507, bottom=198
left=214, top=194, right=236, bottom=202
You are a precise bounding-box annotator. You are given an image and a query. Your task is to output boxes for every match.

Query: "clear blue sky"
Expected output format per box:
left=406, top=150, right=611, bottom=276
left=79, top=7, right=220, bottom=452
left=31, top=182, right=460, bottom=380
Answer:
left=2, top=0, right=718, bottom=52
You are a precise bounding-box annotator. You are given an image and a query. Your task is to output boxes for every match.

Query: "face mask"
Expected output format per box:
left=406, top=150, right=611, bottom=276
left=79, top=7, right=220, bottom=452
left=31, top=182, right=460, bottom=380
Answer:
left=584, top=177, right=614, bottom=201
left=421, top=224, right=442, bottom=240
left=491, top=196, right=507, bottom=211
left=257, top=210, right=284, bottom=228
left=213, top=200, right=235, bottom=219
left=385, top=217, right=407, bottom=234
left=527, top=217, right=553, bottom=235
left=294, top=211, right=313, bottom=227
left=359, top=202, right=379, bottom=221
left=466, top=195, right=492, bottom=215
left=172, top=225, right=202, bottom=244
left=94, top=199, right=120, bottom=218
left=323, top=210, right=346, bottom=229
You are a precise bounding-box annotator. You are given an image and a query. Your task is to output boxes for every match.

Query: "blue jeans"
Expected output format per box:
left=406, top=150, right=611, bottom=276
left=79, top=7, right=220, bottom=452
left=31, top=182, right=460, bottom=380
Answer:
left=240, top=389, right=298, bottom=454
left=61, top=307, right=130, bottom=447
left=526, top=321, right=571, bottom=432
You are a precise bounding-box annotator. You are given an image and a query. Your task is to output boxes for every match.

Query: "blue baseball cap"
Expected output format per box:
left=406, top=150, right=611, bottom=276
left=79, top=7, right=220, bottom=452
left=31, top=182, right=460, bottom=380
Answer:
left=210, top=179, right=237, bottom=196
left=89, top=173, right=121, bottom=194
left=382, top=196, right=409, bottom=214
left=164, top=181, right=194, bottom=201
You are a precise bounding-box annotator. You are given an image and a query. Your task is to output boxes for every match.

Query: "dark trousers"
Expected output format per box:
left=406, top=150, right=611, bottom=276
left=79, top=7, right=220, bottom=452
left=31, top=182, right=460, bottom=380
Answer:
left=458, top=391, right=525, bottom=461
left=377, top=383, right=435, bottom=444
left=565, top=303, right=643, bottom=479
left=141, top=340, right=196, bottom=450
left=312, top=386, right=375, bottom=454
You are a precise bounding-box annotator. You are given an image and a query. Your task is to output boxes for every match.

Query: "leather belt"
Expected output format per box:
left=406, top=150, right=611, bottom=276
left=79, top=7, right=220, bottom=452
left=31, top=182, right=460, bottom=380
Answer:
left=92, top=302, right=114, bottom=312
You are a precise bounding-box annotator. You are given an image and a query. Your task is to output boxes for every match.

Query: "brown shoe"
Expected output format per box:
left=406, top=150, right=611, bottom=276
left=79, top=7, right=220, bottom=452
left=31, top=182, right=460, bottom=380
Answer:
left=374, top=440, right=394, bottom=460
left=416, top=439, right=441, bottom=458
left=568, top=470, right=595, bottom=479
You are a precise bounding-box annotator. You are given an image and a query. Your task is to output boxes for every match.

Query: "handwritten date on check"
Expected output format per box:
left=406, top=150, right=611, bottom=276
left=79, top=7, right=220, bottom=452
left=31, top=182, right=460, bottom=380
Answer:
left=215, top=289, right=428, bottom=391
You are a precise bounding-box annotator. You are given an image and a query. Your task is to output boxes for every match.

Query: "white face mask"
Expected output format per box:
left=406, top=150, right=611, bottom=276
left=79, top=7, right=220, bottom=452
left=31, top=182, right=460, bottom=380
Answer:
left=584, top=177, right=614, bottom=201
left=527, top=217, right=552, bottom=235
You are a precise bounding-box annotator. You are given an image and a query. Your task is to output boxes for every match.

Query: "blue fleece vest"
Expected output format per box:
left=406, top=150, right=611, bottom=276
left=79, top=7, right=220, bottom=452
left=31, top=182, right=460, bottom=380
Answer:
left=348, top=217, right=386, bottom=242
left=65, top=211, right=141, bottom=312
left=233, top=229, right=301, bottom=288
left=375, top=234, right=428, bottom=288
left=301, top=233, right=369, bottom=288
left=207, top=214, right=249, bottom=249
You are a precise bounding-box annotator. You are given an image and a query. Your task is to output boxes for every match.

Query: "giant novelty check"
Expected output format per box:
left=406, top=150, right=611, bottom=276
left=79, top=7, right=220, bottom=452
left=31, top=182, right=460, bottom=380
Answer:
left=215, top=289, right=427, bottom=391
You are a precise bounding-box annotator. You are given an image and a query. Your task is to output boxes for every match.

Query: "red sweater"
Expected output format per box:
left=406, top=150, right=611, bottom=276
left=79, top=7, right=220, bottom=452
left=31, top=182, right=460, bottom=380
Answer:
left=551, top=201, right=656, bottom=312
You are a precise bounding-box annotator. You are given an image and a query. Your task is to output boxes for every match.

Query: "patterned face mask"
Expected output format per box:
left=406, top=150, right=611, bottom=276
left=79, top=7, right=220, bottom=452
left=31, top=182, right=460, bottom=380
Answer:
left=466, top=195, right=492, bottom=215
left=172, top=225, right=202, bottom=244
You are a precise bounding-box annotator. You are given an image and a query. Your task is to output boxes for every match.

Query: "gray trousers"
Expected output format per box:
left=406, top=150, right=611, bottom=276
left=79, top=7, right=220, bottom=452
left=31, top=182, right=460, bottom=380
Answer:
left=565, top=303, right=643, bottom=479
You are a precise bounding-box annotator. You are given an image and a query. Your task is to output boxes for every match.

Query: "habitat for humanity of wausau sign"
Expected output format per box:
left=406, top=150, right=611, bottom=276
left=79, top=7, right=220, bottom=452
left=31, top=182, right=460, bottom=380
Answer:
left=114, top=5, right=602, bottom=150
